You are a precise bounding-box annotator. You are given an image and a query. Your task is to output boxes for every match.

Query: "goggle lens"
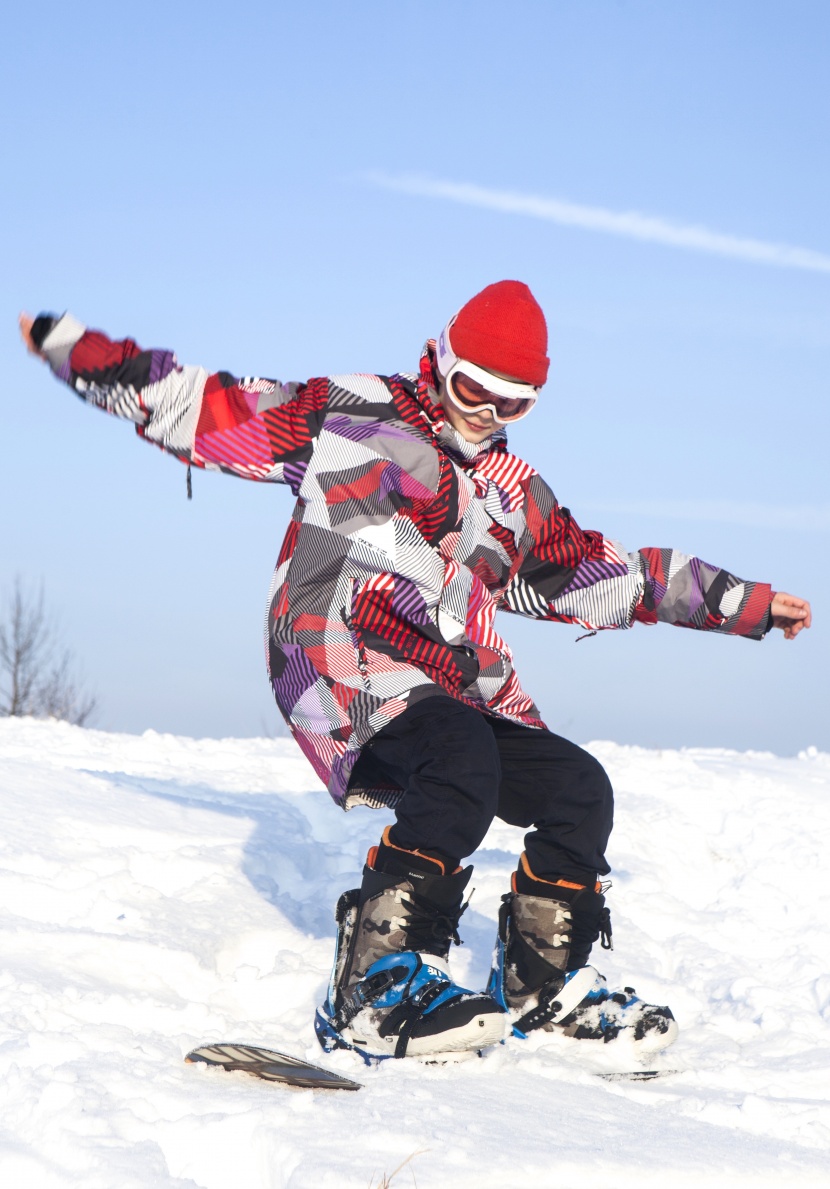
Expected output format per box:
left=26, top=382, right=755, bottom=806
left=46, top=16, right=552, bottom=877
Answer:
left=449, top=371, right=534, bottom=422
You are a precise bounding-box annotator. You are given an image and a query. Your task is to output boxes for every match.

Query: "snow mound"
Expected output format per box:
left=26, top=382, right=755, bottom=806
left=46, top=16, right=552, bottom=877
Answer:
left=1, top=718, right=829, bottom=1188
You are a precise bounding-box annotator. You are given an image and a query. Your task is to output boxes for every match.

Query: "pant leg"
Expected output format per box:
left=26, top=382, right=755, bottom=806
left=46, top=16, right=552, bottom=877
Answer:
left=488, top=717, right=614, bottom=883
left=350, top=695, right=502, bottom=865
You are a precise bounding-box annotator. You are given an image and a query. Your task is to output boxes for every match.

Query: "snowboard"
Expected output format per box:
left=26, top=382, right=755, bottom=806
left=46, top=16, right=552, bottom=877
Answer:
left=185, top=1043, right=362, bottom=1090
left=186, top=1042, right=677, bottom=1088
left=597, top=1069, right=678, bottom=1081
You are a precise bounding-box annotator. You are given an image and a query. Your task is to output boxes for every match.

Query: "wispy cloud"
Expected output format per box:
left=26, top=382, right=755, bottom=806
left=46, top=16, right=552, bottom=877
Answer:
left=577, top=500, right=830, bottom=533
left=366, top=173, right=830, bottom=275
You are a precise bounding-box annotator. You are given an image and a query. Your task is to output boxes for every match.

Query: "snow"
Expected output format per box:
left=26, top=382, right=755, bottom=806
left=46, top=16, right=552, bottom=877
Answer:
left=1, top=718, right=829, bottom=1188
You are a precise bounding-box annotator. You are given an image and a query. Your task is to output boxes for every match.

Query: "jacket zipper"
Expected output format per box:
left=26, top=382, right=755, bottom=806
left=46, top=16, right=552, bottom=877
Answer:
left=342, top=582, right=370, bottom=689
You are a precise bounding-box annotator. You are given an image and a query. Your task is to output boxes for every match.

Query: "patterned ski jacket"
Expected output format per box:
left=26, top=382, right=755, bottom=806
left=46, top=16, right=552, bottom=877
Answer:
left=35, top=313, right=773, bottom=808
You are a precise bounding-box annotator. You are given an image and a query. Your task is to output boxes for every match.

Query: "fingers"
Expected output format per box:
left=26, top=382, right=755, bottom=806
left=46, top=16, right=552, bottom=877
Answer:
left=770, top=592, right=812, bottom=640
left=771, top=592, right=810, bottom=617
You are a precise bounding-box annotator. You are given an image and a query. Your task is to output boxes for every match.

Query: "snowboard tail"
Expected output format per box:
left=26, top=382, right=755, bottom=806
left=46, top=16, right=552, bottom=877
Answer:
left=185, top=1043, right=362, bottom=1090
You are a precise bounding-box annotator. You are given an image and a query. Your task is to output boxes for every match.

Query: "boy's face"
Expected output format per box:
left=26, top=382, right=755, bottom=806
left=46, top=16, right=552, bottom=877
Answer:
left=438, top=382, right=497, bottom=443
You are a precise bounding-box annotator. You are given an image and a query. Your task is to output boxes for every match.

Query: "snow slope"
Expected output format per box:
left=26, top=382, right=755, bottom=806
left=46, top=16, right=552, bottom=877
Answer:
left=1, top=718, right=828, bottom=1188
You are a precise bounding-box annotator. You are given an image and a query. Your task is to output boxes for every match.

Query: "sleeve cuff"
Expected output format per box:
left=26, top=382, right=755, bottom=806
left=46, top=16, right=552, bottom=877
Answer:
left=38, top=312, right=87, bottom=376
left=31, top=314, right=58, bottom=349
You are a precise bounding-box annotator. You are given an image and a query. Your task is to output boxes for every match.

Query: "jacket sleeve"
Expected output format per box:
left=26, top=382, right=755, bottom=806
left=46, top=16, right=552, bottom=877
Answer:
left=502, top=475, right=773, bottom=640
left=32, top=312, right=328, bottom=485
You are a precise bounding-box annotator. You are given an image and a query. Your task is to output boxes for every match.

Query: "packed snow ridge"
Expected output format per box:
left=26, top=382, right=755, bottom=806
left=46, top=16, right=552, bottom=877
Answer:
left=1, top=718, right=828, bottom=1188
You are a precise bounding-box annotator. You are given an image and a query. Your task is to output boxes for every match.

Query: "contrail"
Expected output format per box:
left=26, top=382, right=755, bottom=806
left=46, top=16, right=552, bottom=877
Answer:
left=366, top=173, right=830, bottom=275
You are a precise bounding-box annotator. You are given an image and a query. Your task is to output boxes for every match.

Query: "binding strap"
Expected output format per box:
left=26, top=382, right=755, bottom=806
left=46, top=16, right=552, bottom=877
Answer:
left=385, top=980, right=449, bottom=1059
left=514, top=966, right=600, bottom=1035
left=329, top=966, right=405, bottom=1033
left=331, top=954, right=455, bottom=1059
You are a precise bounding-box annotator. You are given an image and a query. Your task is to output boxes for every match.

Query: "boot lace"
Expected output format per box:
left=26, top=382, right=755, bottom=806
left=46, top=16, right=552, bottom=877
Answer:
left=398, top=891, right=468, bottom=953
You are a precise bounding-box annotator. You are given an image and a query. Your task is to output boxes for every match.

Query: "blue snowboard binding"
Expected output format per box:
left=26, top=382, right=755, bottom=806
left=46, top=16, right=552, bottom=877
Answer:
left=489, top=872, right=677, bottom=1051
left=316, top=835, right=505, bottom=1062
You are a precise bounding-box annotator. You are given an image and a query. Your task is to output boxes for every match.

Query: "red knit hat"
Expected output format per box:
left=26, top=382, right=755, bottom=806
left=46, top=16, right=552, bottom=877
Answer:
left=448, top=280, right=549, bottom=388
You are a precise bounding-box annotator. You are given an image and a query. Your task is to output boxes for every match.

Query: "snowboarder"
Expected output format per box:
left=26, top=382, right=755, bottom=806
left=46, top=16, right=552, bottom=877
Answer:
left=19, top=283, right=811, bottom=1062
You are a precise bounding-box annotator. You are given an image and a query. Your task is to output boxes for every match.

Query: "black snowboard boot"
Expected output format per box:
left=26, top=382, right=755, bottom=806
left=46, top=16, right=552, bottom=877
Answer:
left=316, top=827, right=506, bottom=1061
left=487, top=853, right=677, bottom=1052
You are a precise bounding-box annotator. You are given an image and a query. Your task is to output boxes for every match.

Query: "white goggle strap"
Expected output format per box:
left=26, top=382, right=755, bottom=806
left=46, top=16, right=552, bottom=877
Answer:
left=435, top=316, right=460, bottom=378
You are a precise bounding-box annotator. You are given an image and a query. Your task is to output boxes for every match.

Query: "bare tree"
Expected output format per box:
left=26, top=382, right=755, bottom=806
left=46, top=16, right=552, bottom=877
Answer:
left=0, top=579, right=97, bottom=726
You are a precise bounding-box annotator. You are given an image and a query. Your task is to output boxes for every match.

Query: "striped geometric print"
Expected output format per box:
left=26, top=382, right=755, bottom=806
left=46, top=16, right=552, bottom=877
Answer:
left=35, top=312, right=774, bottom=810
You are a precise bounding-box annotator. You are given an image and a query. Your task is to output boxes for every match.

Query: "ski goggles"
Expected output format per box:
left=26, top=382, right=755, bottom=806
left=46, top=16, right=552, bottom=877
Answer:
left=435, top=321, right=539, bottom=424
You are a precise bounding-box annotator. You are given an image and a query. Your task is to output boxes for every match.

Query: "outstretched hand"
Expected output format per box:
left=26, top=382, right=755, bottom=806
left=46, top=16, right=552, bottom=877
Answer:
left=19, top=312, right=44, bottom=358
left=770, top=592, right=811, bottom=640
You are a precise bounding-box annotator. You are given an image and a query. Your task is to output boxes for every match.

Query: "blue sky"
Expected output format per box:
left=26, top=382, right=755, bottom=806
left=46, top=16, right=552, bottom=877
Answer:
left=2, top=0, right=827, bottom=753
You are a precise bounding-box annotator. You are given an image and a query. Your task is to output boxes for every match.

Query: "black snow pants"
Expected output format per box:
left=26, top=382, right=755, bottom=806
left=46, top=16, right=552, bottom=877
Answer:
left=349, top=695, right=614, bottom=885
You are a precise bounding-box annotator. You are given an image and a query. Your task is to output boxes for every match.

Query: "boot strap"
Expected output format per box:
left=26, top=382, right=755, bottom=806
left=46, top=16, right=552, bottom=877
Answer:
left=599, top=905, right=613, bottom=950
